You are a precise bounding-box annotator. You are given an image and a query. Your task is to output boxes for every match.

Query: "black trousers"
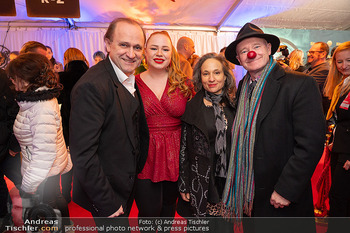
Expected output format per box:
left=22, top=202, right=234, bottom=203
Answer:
left=134, top=178, right=178, bottom=218
left=37, top=174, right=70, bottom=226
left=61, top=169, right=73, bottom=203
left=134, top=179, right=179, bottom=233
left=329, top=153, right=350, bottom=217
left=327, top=153, right=350, bottom=233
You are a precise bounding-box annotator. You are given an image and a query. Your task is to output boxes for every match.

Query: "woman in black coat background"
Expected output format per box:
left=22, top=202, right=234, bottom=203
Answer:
left=58, top=48, right=89, bottom=203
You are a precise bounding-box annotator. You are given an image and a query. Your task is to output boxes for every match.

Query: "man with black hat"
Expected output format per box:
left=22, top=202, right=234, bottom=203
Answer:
left=221, top=23, right=325, bottom=231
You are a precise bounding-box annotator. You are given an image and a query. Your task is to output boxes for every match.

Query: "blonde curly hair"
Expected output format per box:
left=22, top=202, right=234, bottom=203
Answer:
left=145, top=31, right=193, bottom=99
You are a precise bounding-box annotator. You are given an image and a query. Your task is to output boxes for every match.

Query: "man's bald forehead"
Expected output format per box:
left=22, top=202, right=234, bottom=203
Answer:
left=177, top=37, right=193, bottom=50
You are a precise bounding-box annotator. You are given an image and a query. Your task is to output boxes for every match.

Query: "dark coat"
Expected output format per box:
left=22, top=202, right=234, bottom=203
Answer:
left=0, top=69, right=19, bottom=162
left=304, top=61, right=330, bottom=92
left=69, top=58, right=149, bottom=217
left=332, top=92, right=350, bottom=158
left=178, top=90, right=235, bottom=217
left=304, top=61, right=330, bottom=113
left=58, top=60, right=89, bottom=145
left=236, top=64, right=326, bottom=217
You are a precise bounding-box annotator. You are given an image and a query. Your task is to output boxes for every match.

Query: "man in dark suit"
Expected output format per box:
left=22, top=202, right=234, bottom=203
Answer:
left=69, top=18, right=149, bottom=218
left=304, top=42, right=331, bottom=114
left=222, top=23, right=326, bottom=232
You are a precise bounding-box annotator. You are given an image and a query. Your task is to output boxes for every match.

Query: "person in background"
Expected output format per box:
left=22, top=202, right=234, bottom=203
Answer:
left=134, top=31, right=193, bottom=225
left=177, top=36, right=195, bottom=79
left=323, top=41, right=350, bottom=232
left=279, top=49, right=306, bottom=72
left=304, top=41, right=330, bottom=114
left=0, top=68, right=21, bottom=232
left=46, top=46, right=63, bottom=73
left=19, top=41, right=47, bottom=56
left=222, top=23, right=325, bottom=233
left=178, top=53, right=235, bottom=224
left=6, top=53, right=72, bottom=229
left=58, top=48, right=89, bottom=203
left=9, top=51, right=19, bottom=62
left=93, top=51, right=106, bottom=65
left=69, top=18, right=149, bottom=221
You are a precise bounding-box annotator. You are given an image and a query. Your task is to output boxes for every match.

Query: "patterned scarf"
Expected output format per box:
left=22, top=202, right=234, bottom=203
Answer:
left=204, top=90, right=227, bottom=178
left=222, top=56, right=276, bottom=217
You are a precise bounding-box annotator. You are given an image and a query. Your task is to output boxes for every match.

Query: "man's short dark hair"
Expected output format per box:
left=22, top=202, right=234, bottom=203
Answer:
left=93, top=51, right=106, bottom=60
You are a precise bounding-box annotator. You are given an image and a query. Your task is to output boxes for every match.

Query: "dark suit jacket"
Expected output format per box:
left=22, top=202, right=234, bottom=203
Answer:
left=304, top=62, right=330, bottom=113
left=236, top=65, right=326, bottom=217
left=0, top=69, right=19, bottom=162
left=58, top=60, right=89, bottom=146
left=332, top=92, right=350, bottom=159
left=304, top=61, right=330, bottom=92
left=69, top=58, right=149, bottom=217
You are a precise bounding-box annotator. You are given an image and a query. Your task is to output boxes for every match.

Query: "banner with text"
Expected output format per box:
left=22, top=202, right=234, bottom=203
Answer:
left=26, top=0, right=80, bottom=18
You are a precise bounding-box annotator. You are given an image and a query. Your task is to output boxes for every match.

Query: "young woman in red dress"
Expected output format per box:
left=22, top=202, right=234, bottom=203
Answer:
left=134, top=31, right=194, bottom=221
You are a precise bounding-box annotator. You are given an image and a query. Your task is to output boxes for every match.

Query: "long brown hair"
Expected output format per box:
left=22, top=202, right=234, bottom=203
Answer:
left=146, top=31, right=193, bottom=99
left=323, top=41, right=350, bottom=99
left=64, top=48, right=89, bottom=67
left=6, top=52, right=60, bottom=92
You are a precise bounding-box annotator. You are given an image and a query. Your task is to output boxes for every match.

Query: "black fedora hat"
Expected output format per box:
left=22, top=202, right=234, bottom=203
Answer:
left=225, top=23, right=280, bottom=65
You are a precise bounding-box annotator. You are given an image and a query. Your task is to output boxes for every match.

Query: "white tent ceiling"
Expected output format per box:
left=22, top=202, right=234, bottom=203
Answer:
left=1, top=0, right=349, bottom=31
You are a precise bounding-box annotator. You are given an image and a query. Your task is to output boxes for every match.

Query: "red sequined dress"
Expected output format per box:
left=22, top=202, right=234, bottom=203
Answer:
left=136, top=74, right=189, bottom=182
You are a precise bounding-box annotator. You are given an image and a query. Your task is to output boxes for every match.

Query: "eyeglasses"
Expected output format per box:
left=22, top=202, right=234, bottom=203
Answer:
left=307, top=51, right=324, bottom=55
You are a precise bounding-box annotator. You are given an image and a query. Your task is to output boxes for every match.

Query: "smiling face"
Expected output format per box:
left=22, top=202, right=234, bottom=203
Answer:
left=335, top=48, right=350, bottom=77
left=201, top=58, right=226, bottom=94
left=236, top=37, right=271, bottom=79
left=145, top=33, right=172, bottom=70
left=307, top=43, right=326, bottom=67
left=105, top=21, right=144, bottom=76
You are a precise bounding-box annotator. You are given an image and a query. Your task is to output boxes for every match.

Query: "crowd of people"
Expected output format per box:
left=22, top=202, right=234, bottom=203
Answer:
left=0, top=17, right=349, bottom=233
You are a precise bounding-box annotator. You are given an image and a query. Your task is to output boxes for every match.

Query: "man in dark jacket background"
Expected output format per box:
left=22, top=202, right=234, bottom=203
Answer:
left=304, top=41, right=330, bottom=114
left=0, top=68, right=21, bottom=231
